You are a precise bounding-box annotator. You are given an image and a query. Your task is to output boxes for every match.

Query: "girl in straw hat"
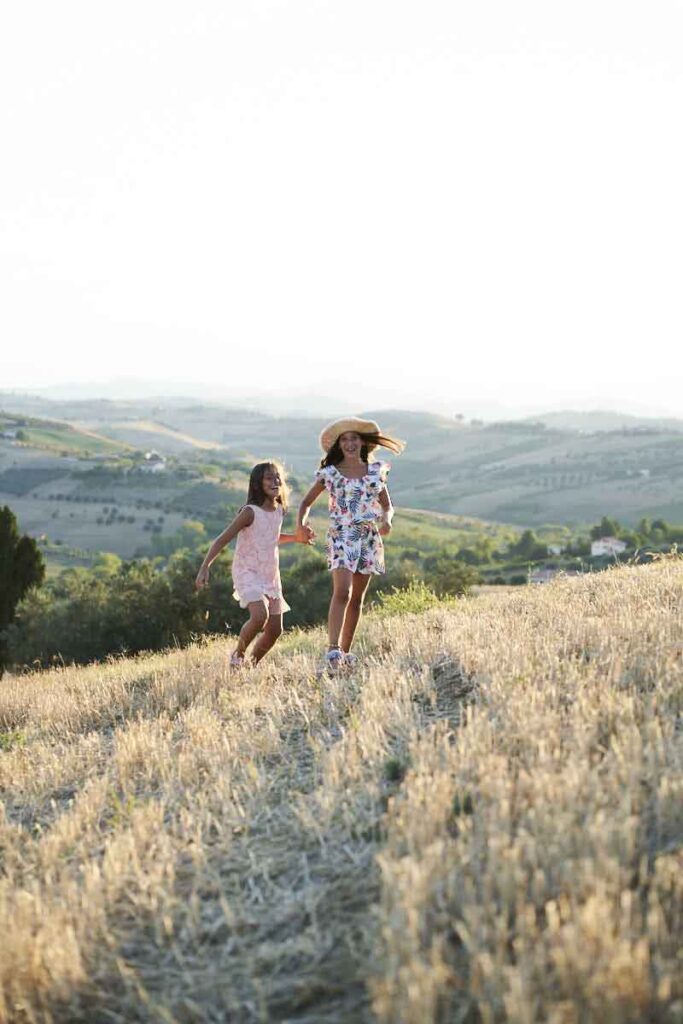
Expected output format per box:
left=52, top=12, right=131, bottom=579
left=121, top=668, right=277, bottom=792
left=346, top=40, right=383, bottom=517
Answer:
left=298, top=417, right=405, bottom=671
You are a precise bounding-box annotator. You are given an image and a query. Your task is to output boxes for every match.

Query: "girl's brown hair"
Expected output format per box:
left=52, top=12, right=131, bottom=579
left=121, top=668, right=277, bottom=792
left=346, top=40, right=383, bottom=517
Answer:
left=246, top=461, right=289, bottom=511
left=320, top=431, right=404, bottom=469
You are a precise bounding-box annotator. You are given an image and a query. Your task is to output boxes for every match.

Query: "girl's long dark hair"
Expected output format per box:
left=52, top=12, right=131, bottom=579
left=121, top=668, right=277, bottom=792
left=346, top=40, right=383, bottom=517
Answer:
left=320, top=432, right=404, bottom=469
left=246, top=461, right=289, bottom=511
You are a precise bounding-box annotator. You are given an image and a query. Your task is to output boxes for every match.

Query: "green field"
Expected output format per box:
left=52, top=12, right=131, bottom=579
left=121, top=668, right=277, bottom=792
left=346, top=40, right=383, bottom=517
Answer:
left=4, top=396, right=683, bottom=525
left=1, top=411, right=130, bottom=456
left=18, top=425, right=127, bottom=455
left=3, top=397, right=682, bottom=581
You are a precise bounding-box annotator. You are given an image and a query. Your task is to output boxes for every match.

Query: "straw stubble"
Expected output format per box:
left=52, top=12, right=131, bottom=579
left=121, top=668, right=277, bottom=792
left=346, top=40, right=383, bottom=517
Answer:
left=0, top=559, right=681, bottom=1022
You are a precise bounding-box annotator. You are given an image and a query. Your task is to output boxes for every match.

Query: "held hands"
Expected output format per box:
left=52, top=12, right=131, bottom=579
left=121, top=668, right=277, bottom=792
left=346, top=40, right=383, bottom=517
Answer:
left=195, top=565, right=210, bottom=590
left=378, top=517, right=393, bottom=537
left=296, top=524, right=316, bottom=545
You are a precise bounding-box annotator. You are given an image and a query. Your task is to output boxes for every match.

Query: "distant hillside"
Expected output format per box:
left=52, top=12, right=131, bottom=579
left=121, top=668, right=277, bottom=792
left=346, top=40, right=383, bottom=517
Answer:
left=2, top=394, right=683, bottom=526
left=522, top=409, right=683, bottom=434
left=0, top=411, right=131, bottom=456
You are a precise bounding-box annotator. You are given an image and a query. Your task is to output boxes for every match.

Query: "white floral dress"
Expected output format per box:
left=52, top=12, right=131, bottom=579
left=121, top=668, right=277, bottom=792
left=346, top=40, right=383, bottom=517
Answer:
left=315, top=461, right=390, bottom=574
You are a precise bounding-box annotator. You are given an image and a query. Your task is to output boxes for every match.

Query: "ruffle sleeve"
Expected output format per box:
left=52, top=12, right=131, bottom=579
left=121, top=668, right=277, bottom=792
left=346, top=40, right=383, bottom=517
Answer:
left=367, top=460, right=390, bottom=490
left=315, top=465, right=334, bottom=490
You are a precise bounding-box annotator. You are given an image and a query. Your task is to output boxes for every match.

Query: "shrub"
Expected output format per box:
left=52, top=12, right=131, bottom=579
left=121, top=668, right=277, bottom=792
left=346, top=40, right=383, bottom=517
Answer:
left=373, top=580, right=449, bottom=616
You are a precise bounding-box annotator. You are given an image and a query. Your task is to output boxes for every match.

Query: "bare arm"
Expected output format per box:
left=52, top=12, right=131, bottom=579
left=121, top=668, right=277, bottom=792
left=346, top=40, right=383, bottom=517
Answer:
left=280, top=523, right=316, bottom=545
left=297, top=479, right=326, bottom=528
left=378, top=487, right=394, bottom=536
left=195, top=507, right=254, bottom=589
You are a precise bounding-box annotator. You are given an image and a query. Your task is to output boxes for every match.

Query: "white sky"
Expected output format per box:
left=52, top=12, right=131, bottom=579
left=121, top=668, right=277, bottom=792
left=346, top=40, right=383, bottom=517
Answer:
left=1, top=0, right=682, bottom=417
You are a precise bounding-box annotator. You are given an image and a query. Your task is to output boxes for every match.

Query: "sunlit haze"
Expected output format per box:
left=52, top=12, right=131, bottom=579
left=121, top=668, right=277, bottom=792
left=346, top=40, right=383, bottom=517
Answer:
left=2, top=1, right=682, bottom=418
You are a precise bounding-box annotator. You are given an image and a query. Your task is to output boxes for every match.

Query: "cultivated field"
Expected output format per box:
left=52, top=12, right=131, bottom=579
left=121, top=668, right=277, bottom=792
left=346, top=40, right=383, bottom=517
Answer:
left=5, top=395, right=683, bottom=526
left=0, top=561, right=681, bottom=1023
left=0, top=492, right=187, bottom=559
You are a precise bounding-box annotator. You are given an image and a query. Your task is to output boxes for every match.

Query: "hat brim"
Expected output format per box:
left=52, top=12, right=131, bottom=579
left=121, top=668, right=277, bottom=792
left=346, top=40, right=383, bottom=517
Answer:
left=319, top=418, right=381, bottom=454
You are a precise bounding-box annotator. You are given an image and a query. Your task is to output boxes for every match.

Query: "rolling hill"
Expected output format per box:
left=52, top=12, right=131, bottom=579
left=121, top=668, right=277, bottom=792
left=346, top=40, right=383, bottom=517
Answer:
left=2, top=394, right=683, bottom=527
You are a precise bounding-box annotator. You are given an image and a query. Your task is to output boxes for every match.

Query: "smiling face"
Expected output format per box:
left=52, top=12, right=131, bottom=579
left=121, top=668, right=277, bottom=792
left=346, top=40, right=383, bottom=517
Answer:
left=262, top=466, right=282, bottom=499
left=338, top=431, right=363, bottom=459
left=247, top=461, right=288, bottom=510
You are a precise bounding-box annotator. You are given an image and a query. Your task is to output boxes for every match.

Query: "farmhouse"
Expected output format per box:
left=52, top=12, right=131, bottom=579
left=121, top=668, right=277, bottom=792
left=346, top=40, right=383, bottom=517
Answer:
left=591, top=536, right=627, bottom=557
left=140, top=450, right=167, bottom=474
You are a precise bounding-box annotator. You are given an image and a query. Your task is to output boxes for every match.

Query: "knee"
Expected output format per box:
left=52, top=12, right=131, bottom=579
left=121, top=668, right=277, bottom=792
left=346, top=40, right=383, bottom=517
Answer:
left=251, top=607, right=269, bottom=631
left=349, top=592, right=365, bottom=612
left=270, top=620, right=283, bottom=640
left=333, top=585, right=352, bottom=605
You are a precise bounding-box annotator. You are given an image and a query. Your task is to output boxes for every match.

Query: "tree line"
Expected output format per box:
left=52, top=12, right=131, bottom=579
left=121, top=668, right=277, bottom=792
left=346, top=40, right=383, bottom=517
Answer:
left=0, top=504, right=476, bottom=673
left=2, top=503, right=682, bottom=675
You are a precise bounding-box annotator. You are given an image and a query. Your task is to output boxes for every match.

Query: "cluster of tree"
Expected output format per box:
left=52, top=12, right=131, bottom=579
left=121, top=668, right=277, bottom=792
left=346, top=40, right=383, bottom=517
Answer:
left=0, top=507, right=45, bottom=675
left=3, top=553, right=232, bottom=671
left=6, top=496, right=681, bottom=674
left=469, top=517, right=683, bottom=574
left=2, top=535, right=478, bottom=673
left=590, top=515, right=683, bottom=548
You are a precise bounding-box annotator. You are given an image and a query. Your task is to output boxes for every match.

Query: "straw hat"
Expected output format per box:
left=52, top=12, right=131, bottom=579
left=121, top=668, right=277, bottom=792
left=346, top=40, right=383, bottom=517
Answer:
left=318, top=416, right=405, bottom=455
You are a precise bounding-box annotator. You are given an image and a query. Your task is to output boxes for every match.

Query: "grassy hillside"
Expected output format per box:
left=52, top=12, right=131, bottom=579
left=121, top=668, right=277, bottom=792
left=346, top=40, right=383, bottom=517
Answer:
left=4, top=395, right=683, bottom=525
left=298, top=505, right=515, bottom=563
left=0, top=412, right=130, bottom=457
left=1, top=425, right=515, bottom=573
left=1, top=560, right=681, bottom=1022
left=82, top=419, right=225, bottom=453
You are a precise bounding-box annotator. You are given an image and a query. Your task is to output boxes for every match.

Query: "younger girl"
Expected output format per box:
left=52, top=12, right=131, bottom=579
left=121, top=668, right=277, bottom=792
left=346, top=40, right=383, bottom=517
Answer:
left=298, top=417, right=404, bottom=670
left=196, top=462, right=313, bottom=666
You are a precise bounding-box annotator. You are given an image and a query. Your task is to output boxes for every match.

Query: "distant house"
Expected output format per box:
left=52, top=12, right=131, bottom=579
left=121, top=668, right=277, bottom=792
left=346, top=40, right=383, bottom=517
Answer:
left=547, top=544, right=565, bottom=556
left=141, top=450, right=167, bottom=474
left=1, top=429, right=17, bottom=439
left=591, top=537, right=627, bottom=558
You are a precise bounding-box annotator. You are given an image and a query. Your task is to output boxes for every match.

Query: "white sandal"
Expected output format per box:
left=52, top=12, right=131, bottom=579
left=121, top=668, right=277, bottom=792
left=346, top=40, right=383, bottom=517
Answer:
left=324, top=648, right=345, bottom=673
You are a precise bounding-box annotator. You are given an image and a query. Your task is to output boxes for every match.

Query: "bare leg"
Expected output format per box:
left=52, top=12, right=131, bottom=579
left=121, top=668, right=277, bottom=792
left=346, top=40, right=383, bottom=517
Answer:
left=328, top=569, right=353, bottom=649
left=340, top=572, right=372, bottom=652
left=235, top=599, right=268, bottom=658
left=251, top=613, right=284, bottom=664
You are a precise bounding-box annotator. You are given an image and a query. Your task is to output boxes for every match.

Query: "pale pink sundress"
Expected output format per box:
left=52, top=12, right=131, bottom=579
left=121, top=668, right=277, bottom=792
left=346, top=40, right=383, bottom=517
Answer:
left=232, top=504, right=290, bottom=613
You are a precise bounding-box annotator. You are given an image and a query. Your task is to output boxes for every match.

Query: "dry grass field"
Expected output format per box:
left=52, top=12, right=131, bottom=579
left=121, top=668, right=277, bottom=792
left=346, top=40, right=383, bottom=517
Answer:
left=1, top=560, right=681, bottom=1023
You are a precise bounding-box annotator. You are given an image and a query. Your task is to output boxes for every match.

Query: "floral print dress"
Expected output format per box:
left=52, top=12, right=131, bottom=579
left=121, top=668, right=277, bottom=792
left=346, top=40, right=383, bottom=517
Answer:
left=315, top=461, right=390, bottom=574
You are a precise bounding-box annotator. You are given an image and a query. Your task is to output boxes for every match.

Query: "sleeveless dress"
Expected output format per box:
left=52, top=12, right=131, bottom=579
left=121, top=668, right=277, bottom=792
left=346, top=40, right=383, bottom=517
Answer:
left=231, top=504, right=290, bottom=613
left=315, top=461, right=390, bottom=574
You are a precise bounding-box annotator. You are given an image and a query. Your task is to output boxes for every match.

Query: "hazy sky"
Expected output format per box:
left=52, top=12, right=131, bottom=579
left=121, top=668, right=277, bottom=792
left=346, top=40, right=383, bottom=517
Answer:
left=2, top=1, right=682, bottom=416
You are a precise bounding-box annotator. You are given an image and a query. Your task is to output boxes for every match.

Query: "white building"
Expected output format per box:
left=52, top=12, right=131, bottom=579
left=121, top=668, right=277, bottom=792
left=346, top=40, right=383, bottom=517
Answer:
left=591, top=537, right=627, bottom=558
left=141, top=450, right=167, bottom=474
